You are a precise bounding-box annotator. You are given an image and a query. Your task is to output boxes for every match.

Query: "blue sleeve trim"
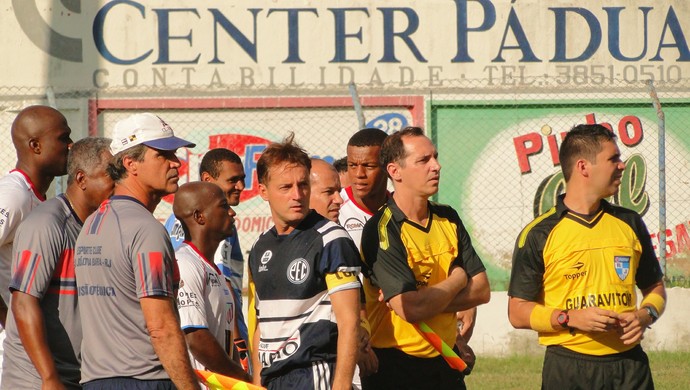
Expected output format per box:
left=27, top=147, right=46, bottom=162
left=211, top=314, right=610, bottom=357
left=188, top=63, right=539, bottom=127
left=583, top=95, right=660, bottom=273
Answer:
left=181, top=325, right=209, bottom=331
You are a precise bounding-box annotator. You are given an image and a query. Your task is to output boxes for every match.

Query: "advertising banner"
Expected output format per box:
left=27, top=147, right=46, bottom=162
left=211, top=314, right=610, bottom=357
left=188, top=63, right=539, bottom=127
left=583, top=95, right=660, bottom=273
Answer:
left=433, top=102, right=690, bottom=289
left=3, top=1, right=688, bottom=89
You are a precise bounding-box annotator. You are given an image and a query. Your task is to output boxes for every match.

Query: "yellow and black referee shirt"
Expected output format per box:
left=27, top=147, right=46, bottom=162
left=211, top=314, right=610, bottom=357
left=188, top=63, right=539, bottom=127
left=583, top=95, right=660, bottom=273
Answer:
left=361, top=197, right=486, bottom=358
left=509, top=195, right=663, bottom=356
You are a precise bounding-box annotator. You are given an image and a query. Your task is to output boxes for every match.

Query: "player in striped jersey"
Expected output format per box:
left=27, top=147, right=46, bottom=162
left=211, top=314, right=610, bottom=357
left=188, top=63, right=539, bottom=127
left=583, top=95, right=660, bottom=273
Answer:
left=2, top=138, right=112, bottom=389
left=248, top=134, right=361, bottom=390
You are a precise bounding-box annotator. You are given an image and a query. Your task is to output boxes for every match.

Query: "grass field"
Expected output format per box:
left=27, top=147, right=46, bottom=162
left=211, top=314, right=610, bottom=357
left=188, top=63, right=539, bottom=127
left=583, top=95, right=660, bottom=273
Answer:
left=464, top=351, right=690, bottom=389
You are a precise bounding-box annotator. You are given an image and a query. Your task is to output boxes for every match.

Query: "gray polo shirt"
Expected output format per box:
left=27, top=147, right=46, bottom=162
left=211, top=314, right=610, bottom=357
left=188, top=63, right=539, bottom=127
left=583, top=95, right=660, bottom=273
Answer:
left=75, top=196, right=176, bottom=384
left=2, top=195, right=81, bottom=389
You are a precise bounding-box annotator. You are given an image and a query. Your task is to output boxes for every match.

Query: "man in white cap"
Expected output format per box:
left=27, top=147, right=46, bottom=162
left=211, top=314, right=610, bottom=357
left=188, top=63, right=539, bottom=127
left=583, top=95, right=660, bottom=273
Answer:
left=74, top=113, right=201, bottom=390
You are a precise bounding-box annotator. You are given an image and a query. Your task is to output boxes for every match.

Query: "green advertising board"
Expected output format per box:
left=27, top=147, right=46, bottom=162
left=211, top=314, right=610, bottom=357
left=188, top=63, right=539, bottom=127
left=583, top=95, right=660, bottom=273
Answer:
left=431, top=101, right=690, bottom=290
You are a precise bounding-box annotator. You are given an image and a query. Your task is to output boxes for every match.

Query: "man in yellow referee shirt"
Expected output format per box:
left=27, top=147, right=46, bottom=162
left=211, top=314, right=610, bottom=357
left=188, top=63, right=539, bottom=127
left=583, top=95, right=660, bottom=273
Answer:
left=508, top=124, right=666, bottom=389
left=360, top=127, right=490, bottom=390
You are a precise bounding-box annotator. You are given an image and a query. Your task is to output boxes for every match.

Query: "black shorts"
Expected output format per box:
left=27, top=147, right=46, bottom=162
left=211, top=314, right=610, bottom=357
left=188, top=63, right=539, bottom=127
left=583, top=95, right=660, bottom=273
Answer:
left=264, top=361, right=336, bottom=390
left=542, top=345, right=654, bottom=390
left=362, top=348, right=465, bottom=390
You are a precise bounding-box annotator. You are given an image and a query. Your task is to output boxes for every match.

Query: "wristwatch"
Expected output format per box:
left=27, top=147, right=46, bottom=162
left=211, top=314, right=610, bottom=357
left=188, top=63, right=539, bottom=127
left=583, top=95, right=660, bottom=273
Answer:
left=644, top=306, right=659, bottom=324
left=556, top=310, right=570, bottom=329
left=557, top=310, right=575, bottom=334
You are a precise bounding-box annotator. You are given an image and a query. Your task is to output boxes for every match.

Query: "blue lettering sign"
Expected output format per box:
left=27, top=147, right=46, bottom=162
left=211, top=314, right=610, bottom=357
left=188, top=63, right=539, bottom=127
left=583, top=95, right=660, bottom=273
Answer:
left=93, top=0, right=153, bottom=65
left=379, top=8, right=427, bottom=63
left=153, top=8, right=201, bottom=65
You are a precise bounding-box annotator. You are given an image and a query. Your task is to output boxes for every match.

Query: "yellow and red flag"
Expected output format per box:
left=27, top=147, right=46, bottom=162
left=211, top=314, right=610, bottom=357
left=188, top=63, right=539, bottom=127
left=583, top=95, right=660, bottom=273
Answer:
left=195, top=370, right=266, bottom=390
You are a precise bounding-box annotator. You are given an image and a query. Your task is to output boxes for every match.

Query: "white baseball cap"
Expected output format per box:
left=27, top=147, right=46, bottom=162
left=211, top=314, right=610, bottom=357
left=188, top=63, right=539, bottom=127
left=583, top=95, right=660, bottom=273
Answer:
left=110, top=113, right=195, bottom=155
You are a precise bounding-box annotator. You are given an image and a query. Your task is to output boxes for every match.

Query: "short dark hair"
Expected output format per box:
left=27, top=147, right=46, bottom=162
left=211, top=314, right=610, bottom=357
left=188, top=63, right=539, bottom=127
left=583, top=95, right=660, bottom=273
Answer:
left=257, top=133, right=311, bottom=184
left=559, top=124, right=617, bottom=181
left=332, top=157, right=348, bottom=173
left=106, top=144, right=148, bottom=182
left=347, top=128, right=388, bottom=148
left=199, top=148, right=242, bottom=179
left=67, top=137, right=112, bottom=185
left=380, top=126, right=426, bottom=175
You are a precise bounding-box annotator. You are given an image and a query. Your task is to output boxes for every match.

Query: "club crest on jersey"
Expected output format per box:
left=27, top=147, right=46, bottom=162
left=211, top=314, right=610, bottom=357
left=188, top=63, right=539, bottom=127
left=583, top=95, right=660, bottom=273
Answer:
left=614, top=256, right=630, bottom=281
left=287, top=258, right=310, bottom=284
left=258, top=250, right=272, bottom=272
left=207, top=272, right=222, bottom=287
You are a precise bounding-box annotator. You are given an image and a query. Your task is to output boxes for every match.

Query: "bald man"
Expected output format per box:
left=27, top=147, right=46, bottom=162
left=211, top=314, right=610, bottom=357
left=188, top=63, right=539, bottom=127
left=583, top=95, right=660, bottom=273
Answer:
left=3, top=137, right=112, bottom=390
left=0, top=106, right=72, bottom=378
left=173, top=182, right=251, bottom=384
left=309, top=159, right=344, bottom=223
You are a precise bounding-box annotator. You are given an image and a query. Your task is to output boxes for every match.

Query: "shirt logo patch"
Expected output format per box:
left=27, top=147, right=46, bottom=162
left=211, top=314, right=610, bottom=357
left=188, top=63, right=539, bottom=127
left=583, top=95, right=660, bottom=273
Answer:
left=343, top=217, right=365, bottom=231
left=614, top=256, right=630, bottom=281
left=570, top=261, right=585, bottom=271
left=259, top=250, right=272, bottom=272
left=259, top=332, right=302, bottom=367
left=287, top=258, right=310, bottom=284
left=261, top=250, right=272, bottom=264
left=157, top=116, right=173, bottom=133
left=207, top=272, right=222, bottom=287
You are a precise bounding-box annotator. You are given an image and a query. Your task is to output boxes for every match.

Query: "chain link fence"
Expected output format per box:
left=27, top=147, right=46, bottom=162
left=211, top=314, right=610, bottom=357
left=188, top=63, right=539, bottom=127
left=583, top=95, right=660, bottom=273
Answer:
left=1, top=76, right=689, bottom=290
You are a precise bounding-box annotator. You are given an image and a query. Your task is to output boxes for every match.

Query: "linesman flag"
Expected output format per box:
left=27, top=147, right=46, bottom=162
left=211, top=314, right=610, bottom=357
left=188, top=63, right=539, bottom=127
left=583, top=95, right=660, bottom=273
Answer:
left=414, top=321, right=471, bottom=375
left=195, top=370, right=266, bottom=390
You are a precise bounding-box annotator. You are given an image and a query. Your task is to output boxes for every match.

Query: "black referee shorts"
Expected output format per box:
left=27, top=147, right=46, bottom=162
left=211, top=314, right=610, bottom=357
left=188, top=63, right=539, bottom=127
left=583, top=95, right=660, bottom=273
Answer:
left=542, top=344, right=654, bottom=390
left=362, top=347, right=466, bottom=390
